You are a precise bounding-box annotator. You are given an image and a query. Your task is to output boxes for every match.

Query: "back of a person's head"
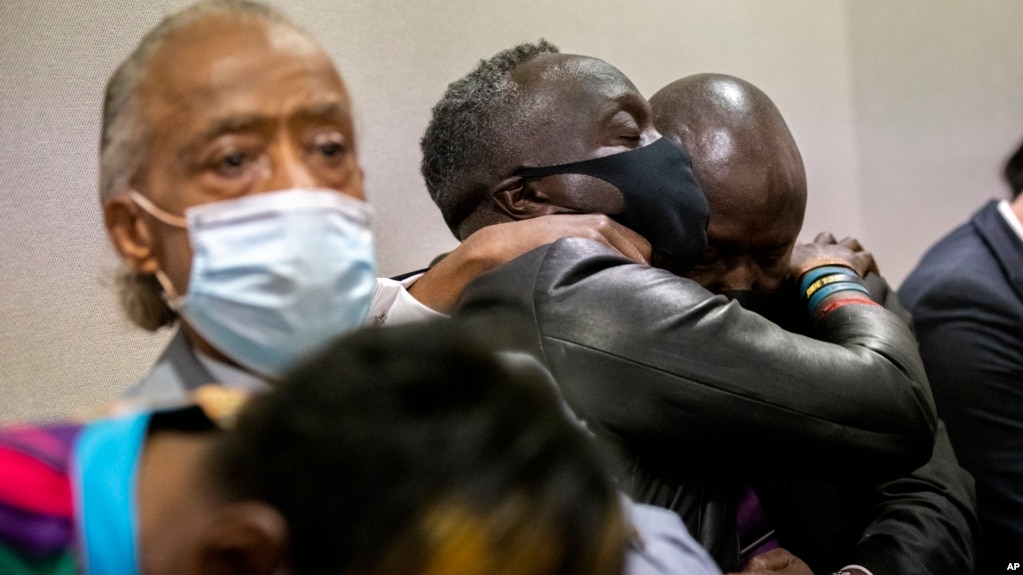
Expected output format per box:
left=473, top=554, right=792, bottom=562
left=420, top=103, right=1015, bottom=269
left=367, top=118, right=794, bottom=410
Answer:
left=210, top=320, right=627, bottom=575
left=1004, top=137, right=1023, bottom=199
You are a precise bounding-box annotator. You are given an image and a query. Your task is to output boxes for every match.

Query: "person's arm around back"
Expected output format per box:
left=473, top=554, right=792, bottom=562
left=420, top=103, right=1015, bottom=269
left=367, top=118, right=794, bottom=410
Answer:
left=457, top=236, right=936, bottom=480
left=408, top=214, right=650, bottom=312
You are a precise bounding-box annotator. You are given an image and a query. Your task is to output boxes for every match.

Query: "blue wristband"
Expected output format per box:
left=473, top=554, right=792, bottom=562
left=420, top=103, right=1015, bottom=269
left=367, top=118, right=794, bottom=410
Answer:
left=807, top=281, right=871, bottom=313
left=803, top=272, right=860, bottom=300
left=799, top=265, right=857, bottom=295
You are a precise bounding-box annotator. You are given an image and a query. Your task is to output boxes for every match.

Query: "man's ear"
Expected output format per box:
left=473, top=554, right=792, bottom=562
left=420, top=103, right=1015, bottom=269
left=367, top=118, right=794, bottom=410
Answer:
left=104, top=195, right=160, bottom=273
left=197, top=502, right=289, bottom=575
left=490, top=177, right=564, bottom=220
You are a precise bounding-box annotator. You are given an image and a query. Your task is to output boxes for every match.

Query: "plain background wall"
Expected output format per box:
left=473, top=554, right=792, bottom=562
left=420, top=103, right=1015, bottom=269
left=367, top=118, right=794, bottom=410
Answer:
left=1, top=0, right=1020, bottom=422
left=849, top=0, right=1023, bottom=286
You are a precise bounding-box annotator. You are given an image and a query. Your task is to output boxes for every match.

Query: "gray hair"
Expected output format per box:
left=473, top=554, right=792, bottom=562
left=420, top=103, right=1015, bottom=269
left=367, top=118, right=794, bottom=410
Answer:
left=420, top=40, right=559, bottom=238
left=100, top=0, right=297, bottom=330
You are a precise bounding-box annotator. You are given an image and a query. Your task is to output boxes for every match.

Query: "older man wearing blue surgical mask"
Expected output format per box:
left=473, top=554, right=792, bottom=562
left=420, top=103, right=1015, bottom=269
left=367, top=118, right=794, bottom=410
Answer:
left=100, top=1, right=650, bottom=399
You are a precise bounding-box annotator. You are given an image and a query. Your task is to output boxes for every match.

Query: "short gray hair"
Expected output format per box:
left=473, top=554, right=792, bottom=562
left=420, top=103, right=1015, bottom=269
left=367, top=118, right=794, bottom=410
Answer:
left=100, top=0, right=297, bottom=330
left=420, top=40, right=559, bottom=237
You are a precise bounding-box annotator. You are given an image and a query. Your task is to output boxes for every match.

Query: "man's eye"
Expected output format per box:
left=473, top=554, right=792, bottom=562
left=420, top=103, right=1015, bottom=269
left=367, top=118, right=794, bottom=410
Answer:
left=756, top=249, right=789, bottom=267
left=318, top=141, right=345, bottom=157
left=221, top=152, right=247, bottom=168
left=699, top=246, right=721, bottom=265
left=311, top=132, right=348, bottom=159
left=209, top=150, right=253, bottom=177
left=617, top=131, right=641, bottom=145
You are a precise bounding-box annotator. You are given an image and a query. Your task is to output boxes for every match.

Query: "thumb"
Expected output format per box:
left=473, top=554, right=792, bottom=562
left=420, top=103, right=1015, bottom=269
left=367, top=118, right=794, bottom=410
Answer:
left=745, top=548, right=795, bottom=571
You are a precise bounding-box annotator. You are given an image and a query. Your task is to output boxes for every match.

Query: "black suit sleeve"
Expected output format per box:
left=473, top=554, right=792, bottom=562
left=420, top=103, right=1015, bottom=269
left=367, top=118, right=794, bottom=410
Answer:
left=457, top=238, right=937, bottom=480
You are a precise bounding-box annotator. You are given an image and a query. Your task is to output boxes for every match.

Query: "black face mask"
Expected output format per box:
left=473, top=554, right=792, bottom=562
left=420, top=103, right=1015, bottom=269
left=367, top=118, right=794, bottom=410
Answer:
left=514, top=137, right=709, bottom=272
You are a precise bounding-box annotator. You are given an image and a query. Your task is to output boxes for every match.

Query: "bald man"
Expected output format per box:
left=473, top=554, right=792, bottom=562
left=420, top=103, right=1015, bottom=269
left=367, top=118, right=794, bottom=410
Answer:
left=651, top=74, right=977, bottom=575
left=23, top=4, right=718, bottom=572
left=430, top=41, right=937, bottom=572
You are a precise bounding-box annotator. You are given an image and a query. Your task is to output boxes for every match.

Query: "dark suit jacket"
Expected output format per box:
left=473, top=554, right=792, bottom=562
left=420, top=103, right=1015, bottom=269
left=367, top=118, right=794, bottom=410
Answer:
left=900, top=200, right=1023, bottom=572
left=456, top=237, right=938, bottom=571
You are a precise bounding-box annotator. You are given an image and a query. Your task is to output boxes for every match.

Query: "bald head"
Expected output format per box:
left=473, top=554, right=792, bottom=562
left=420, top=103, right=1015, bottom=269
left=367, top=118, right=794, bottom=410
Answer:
left=651, top=74, right=806, bottom=293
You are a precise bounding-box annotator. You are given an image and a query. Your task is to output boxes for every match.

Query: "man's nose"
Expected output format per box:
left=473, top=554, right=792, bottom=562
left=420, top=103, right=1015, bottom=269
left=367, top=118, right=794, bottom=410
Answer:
left=264, top=141, right=317, bottom=191
left=718, top=260, right=757, bottom=292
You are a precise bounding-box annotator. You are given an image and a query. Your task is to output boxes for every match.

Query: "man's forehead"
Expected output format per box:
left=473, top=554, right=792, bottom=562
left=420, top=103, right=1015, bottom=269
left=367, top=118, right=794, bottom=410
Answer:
left=142, top=16, right=336, bottom=96
left=512, top=54, right=637, bottom=98
left=703, top=155, right=806, bottom=237
left=138, top=17, right=347, bottom=124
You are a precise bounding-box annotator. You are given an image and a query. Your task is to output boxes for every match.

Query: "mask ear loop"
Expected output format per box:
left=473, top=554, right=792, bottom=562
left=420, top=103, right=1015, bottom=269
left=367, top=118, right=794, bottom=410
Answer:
left=153, top=270, right=183, bottom=309
left=128, top=190, right=188, bottom=228
left=128, top=190, right=187, bottom=305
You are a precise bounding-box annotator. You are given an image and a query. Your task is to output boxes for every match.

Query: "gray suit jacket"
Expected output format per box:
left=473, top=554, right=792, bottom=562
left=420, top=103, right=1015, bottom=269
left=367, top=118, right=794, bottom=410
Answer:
left=123, top=330, right=266, bottom=402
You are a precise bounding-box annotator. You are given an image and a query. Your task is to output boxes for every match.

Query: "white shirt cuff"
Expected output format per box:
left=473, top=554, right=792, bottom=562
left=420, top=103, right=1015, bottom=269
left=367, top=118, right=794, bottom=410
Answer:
left=367, top=275, right=447, bottom=327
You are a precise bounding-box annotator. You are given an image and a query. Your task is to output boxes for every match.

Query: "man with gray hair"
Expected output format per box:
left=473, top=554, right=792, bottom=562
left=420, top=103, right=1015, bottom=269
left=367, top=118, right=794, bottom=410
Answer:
left=93, top=5, right=722, bottom=574
left=424, top=41, right=939, bottom=571
left=100, top=1, right=649, bottom=399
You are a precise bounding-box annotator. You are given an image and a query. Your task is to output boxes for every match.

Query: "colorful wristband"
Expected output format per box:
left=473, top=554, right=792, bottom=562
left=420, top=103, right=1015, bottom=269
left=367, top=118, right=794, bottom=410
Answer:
left=804, top=272, right=860, bottom=300
left=798, top=265, right=858, bottom=295
left=816, top=297, right=880, bottom=319
left=807, top=281, right=872, bottom=314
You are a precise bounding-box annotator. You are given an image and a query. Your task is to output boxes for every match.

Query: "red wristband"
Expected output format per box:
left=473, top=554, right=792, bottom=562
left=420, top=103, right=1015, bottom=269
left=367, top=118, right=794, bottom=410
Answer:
left=817, top=297, right=880, bottom=318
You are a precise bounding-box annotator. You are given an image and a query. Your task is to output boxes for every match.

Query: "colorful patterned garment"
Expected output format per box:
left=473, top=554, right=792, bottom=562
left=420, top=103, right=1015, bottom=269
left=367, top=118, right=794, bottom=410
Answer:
left=0, top=423, right=82, bottom=574
left=0, top=412, right=153, bottom=575
left=0, top=388, right=244, bottom=575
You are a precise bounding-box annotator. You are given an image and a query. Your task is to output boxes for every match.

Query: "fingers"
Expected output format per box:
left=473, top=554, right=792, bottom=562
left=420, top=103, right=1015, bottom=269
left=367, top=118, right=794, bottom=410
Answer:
left=837, top=236, right=862, bottom=251
left=597, top=218, right=652, bottom=265
left=858, top=250, right=880, bottom=275
left=744, top=548, right=795, bottom=571
left=540, top=214, right=651, bottom=265
left=461, top=215, right=652, bottom=275
left=813, top=231, right=837, bottom=244
left=837, top=236, right=880, bottom=275
left=801, top=233, right=881, bottom=277
left=735, top=548, right=813, bottom=575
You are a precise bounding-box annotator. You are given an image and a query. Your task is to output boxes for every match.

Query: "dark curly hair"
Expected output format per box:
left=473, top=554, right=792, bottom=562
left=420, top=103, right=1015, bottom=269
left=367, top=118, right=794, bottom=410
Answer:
left=420, top=40, right=559, bottom=237
left=1004, top=137, right=1023, bottom=199
left=210, top=320, right=627, bottom=575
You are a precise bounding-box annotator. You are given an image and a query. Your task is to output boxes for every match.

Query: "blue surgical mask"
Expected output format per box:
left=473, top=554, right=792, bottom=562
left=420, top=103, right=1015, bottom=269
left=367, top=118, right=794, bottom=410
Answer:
left=131, top=189, right=377, bottom=379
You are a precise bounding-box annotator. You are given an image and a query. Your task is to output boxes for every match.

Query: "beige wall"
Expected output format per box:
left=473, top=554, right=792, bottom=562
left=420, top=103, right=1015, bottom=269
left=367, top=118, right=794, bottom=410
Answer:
left=848, top=0, right=1023, bottom=286
left=0, top=0, right=1017, bottom=421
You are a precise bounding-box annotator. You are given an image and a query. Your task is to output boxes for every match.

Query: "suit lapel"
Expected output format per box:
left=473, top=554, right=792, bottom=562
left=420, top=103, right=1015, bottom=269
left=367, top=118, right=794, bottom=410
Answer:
left=973, top=201, right=1023, bottom=303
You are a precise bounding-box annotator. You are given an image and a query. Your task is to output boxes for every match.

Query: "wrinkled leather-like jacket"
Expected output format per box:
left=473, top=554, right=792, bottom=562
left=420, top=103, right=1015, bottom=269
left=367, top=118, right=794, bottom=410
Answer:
left=456, top=238, right=938, bottom=571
